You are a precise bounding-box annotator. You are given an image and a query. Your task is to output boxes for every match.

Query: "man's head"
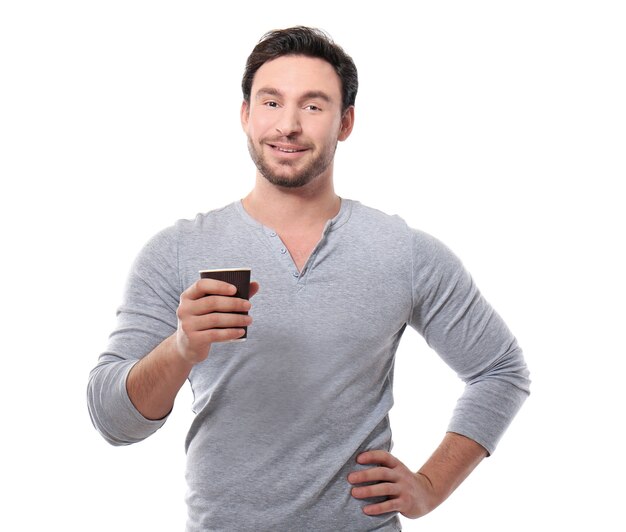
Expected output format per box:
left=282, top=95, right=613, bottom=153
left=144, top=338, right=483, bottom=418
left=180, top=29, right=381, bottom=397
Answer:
left=242, top=26, right=358, bottom=114
left=241, top=27, right=358, bottom=189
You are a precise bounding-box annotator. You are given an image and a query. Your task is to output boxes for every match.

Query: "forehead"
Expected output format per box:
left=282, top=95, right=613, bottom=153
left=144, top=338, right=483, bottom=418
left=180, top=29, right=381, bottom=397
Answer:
left=251, top=55, right=342, bottom=100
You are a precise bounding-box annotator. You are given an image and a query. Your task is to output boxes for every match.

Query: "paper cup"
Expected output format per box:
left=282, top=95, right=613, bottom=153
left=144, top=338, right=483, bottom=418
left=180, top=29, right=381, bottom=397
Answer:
left=199, top=268, right=251, bottom=340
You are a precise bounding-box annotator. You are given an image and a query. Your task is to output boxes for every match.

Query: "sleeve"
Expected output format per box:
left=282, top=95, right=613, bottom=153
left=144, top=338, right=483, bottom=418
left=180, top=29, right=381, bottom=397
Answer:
left=87, top=225, right=182, bottom=446
left=408, top=229, right=530, bottom=455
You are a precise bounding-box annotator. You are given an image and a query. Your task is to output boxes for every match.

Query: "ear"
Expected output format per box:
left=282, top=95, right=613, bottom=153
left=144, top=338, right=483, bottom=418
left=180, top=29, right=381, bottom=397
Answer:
left=338, top=106, right=355, bottom=142
left=240, top=100, right=250, bottom=132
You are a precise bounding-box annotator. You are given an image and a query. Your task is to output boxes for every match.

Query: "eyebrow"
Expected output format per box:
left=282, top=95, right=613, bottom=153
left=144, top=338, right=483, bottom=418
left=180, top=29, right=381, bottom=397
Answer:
left=255, top=87, right=333, bottom=104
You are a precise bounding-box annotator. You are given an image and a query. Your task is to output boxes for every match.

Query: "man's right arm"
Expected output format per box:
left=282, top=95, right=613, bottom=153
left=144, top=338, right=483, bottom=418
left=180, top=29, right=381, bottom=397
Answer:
left=125, top=279, right=256, bottom=421
left=87, top=241, right=257, bottom=446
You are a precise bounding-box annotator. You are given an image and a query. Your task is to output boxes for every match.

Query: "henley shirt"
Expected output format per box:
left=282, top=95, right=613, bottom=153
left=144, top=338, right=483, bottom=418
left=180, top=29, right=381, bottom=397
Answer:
left=87, top=199, right=530, bottom=531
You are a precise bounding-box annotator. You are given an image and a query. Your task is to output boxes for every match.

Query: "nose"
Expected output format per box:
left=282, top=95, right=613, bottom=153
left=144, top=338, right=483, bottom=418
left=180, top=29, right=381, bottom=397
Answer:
left=275, top=107, right=302, bottom=137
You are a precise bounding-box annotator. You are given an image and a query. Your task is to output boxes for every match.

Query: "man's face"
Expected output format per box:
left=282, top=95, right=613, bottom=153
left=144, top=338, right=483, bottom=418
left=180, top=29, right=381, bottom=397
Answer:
left=241, top=55, right=353, bottom=188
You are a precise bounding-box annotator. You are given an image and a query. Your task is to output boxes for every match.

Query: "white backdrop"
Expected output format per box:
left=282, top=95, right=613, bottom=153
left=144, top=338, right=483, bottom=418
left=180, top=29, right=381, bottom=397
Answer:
left=1, top=1, right=624, bottom=530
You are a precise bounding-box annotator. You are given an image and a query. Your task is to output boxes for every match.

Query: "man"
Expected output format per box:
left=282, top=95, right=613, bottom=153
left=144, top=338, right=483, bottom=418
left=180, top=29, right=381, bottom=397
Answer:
left=88, top=26, right=530, bottom=531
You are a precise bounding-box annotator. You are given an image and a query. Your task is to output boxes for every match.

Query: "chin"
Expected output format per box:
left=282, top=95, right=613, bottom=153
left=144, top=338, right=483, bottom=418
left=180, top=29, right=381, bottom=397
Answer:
left=263, top=173, right=315, bottom=189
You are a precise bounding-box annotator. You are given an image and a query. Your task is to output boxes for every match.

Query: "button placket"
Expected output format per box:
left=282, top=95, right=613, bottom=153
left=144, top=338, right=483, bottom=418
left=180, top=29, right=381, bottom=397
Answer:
left=264, top=228, right=302, bottom=283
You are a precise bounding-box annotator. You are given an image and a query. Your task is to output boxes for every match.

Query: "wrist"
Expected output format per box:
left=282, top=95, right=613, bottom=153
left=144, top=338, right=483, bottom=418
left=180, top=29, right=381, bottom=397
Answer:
left=168, top=334, right=198, bottom=371
left=414, top=471, right=444, bottom=514
left=172, top=332, right=212, bottom=368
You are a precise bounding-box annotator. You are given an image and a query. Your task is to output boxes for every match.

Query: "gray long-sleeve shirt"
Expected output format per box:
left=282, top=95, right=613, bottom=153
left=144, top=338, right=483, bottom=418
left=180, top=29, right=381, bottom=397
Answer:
left=87, top=199, right=530, bottom=531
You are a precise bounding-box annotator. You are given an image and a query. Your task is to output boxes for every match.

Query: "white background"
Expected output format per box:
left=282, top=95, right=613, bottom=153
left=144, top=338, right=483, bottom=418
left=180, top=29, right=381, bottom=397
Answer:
left=1, top=1, right=624, bottom=530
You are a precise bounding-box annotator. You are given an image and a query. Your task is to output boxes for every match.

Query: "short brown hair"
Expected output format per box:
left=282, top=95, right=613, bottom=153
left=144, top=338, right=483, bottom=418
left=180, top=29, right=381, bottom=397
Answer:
left=242, top=26, right=358, bottom=112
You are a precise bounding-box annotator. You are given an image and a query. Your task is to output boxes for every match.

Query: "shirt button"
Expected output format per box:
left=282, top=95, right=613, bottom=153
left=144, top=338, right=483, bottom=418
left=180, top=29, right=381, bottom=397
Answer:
left=293, top=271, right=299, bottom=277
left=269, top=231, right=277, bottom=237
left=280, top=248, right=287, bottom=254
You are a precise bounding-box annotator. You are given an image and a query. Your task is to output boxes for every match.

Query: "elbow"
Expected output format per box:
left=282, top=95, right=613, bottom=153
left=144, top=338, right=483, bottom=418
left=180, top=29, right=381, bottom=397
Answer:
left=501, top=341, right=531, bottom=397
left=467, top=340, right=531, bottom=397
left=87, top=360, right=167, bottom=446
left=86, top=376, right=135, bottom=447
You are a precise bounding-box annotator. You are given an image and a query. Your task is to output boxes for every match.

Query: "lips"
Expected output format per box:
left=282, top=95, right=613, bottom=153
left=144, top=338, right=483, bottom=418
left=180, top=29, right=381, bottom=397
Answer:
left=267, top=142, right=309, bottom=154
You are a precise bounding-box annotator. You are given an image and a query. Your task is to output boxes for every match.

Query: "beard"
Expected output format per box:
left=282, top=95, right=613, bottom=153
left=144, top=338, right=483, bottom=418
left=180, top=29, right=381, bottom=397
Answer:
left=247, top=135, right=338, bottom=188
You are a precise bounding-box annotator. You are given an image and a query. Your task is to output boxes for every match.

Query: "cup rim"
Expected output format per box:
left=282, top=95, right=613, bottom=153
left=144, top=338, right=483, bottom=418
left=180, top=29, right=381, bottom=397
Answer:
left=199, top=268, right=252, bottom=273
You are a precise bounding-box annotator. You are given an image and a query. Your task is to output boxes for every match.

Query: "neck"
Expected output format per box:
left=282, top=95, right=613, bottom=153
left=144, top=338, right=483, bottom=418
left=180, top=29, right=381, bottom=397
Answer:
left=242, top=170, right=341, bottom=231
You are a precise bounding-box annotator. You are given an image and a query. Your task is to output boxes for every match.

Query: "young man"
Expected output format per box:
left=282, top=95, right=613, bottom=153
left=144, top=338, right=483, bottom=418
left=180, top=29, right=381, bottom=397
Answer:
left=88, top=27, right=530, bottom=531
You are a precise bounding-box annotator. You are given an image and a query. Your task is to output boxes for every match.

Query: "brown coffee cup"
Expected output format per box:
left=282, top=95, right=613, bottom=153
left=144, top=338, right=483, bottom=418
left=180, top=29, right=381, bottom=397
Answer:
left=199, top=268, right=251, bottom=340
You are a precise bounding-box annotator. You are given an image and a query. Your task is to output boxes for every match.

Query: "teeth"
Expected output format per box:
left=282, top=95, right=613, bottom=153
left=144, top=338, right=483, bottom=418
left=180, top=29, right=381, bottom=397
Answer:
left=275, top=146, right=302, bottom=153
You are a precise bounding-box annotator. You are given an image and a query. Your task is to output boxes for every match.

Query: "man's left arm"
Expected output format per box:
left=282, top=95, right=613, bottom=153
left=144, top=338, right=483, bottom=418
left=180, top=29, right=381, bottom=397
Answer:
left=350, top=228, right=530, bottom=517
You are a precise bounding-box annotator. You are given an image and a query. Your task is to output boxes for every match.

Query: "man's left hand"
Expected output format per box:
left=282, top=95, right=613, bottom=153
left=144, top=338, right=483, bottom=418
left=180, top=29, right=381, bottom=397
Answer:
left=347, top=450, right=437, bottom=518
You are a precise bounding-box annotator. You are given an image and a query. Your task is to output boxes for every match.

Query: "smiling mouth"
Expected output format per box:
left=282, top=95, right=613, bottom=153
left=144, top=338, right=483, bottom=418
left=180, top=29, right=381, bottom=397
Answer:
left=268, top=143, right=309, bottom=154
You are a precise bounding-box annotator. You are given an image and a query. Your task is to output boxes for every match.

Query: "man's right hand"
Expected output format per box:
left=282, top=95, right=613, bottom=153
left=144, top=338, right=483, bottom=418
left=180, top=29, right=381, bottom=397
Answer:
left=175, top=278, right=259, bottom=365
left=127, top=278, right=259, bottom=420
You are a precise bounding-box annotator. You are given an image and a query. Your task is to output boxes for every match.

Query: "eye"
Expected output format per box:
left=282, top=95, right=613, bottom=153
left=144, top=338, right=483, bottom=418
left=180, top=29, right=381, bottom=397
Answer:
left=305, top=104, right=322, bottom=112
left=264, top=101, right=279, bottom=108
